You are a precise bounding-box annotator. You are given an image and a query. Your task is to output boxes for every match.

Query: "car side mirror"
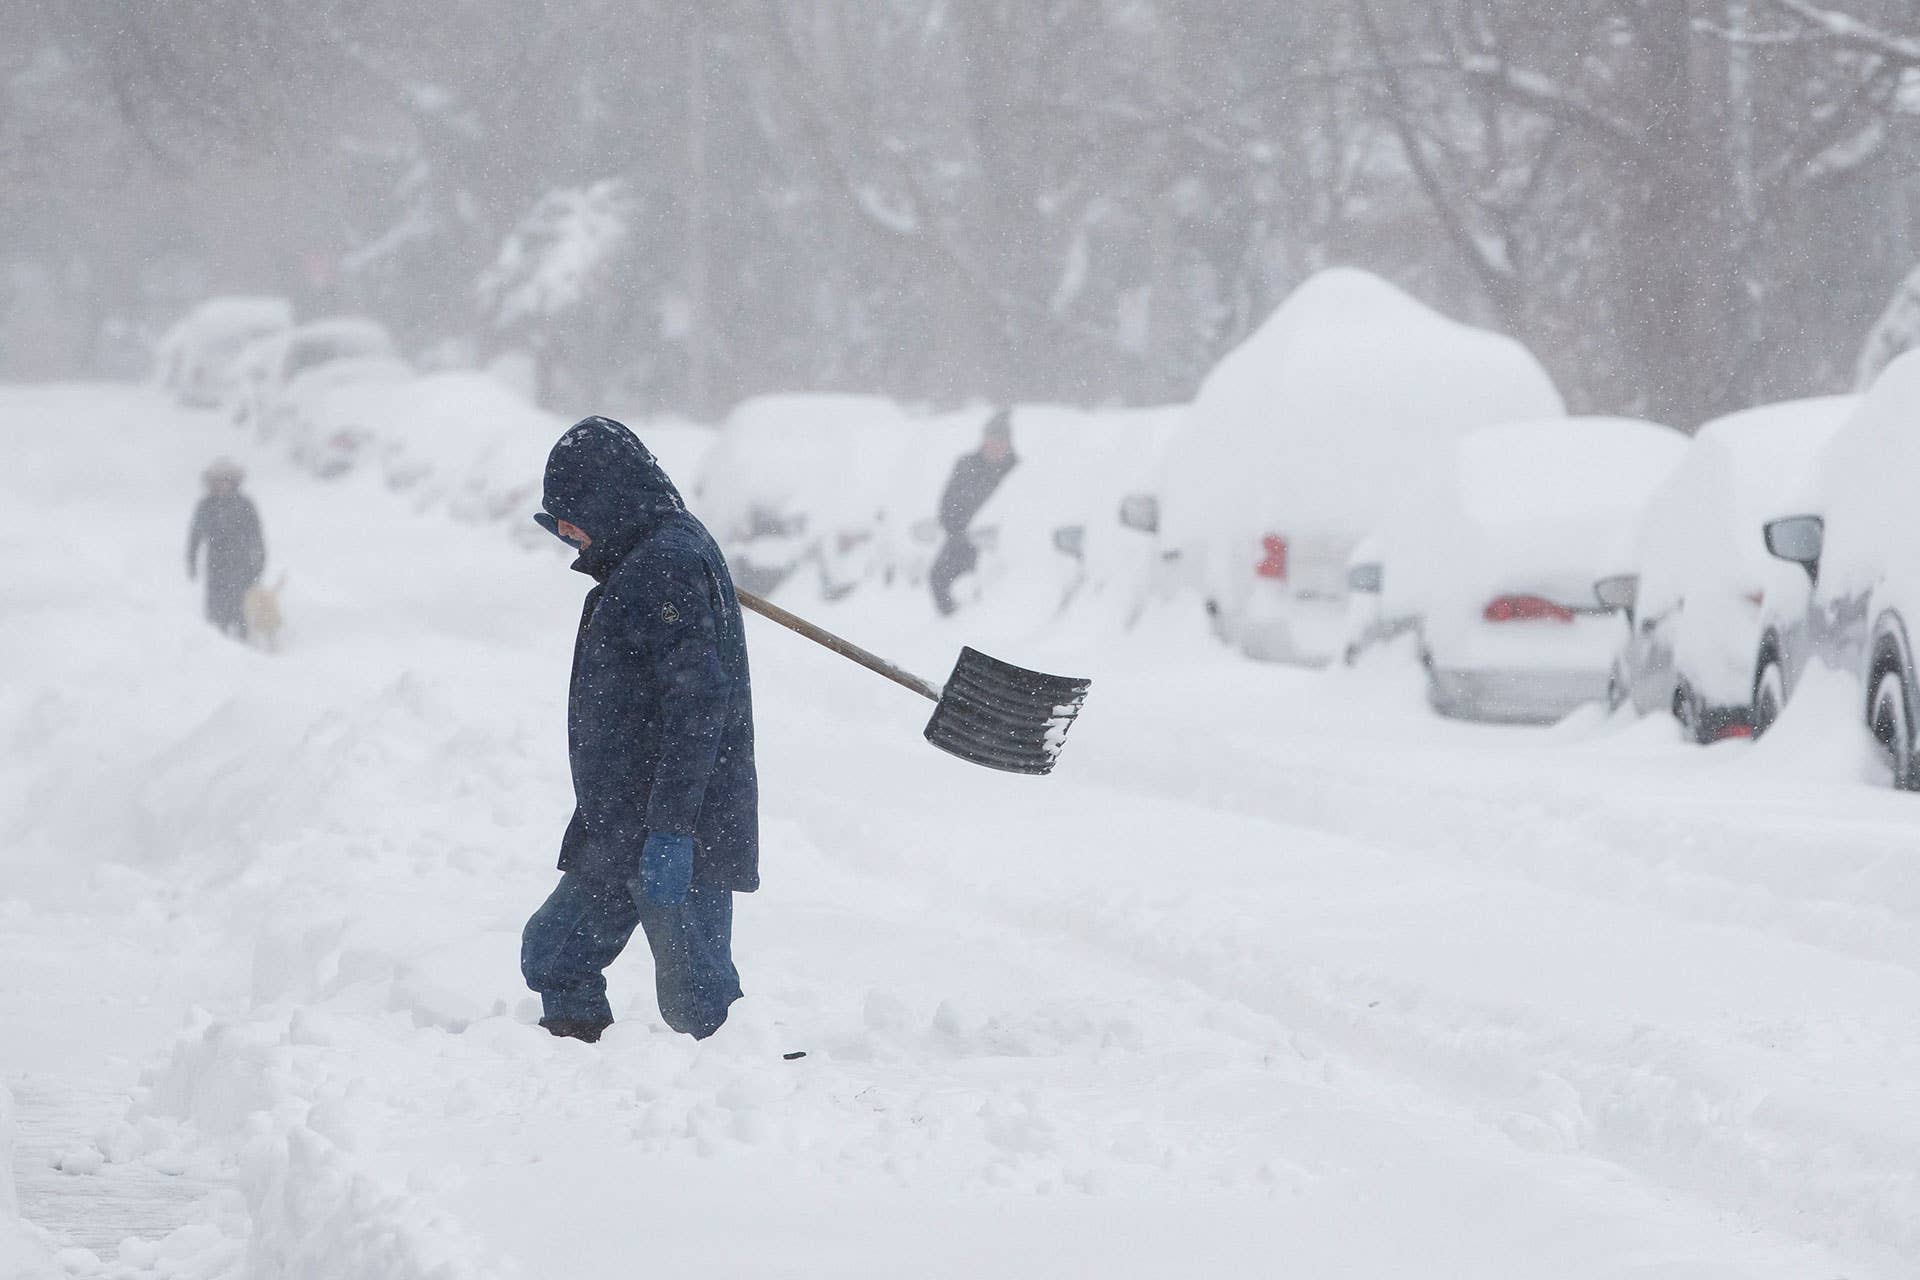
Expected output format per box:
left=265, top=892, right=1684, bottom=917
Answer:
left=1763, top=515, right=1823, bottom=583
left=1118, top=494, right=1160, bottom=534
left=1347, top=562, right=1383, bottom=595
left=1052, top=525, right=1086, bottom=560
left=1593, top=573, right=1638, bottom=613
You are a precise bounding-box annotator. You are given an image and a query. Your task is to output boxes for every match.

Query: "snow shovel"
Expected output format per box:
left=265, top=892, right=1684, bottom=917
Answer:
left=736, top=589, right=1090, bottom=776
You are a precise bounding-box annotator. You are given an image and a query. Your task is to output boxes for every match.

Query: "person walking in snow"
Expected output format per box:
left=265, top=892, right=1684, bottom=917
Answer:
left=929, top=408, right=1018, bottom=616
left=186, top=458, right=266, bottom=638
left=521, top=416, right=758, bottom=1044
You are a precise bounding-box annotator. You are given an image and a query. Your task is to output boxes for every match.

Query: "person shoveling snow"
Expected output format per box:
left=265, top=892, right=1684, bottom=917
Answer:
left=522, top=416, right=758, bottom=1044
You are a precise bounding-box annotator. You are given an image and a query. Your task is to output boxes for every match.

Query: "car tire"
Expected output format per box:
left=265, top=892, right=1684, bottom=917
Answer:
left=1871, top=668, right=1920, bottom=791
left=1673, top=682, right=1714, bottom=745
left=1752, top=658, right=1786, bottom=739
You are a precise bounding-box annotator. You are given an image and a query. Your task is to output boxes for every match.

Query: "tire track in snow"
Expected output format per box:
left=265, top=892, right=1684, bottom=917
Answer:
left=777, top=752, right=1914, bottom=1275
left=1084, top=718, right=1920, bottom=987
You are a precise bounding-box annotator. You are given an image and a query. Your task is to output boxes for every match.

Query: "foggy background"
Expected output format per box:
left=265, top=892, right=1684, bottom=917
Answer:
left=11, top=0, right=1920, bottom=427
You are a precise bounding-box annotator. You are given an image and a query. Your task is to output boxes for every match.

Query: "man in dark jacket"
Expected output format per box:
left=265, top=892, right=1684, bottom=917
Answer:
left=520, top=416, right=758, bottom=1044
left=929, top=408, right=1018, bottom=616
left=186, top=458, right=266, bottom=637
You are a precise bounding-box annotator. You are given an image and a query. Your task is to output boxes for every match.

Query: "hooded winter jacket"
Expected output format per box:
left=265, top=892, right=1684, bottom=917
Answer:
left=536, top=416, right=759, bottom=891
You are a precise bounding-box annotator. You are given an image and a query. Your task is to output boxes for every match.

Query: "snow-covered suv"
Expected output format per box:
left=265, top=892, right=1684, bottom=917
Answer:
left=1751, top=351, right=1920, bottom=787
left=1605, top=395, right=1854, bottom=742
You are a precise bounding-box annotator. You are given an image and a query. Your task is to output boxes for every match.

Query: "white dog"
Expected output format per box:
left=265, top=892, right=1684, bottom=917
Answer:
left=244, top=574, right=286, bottom=652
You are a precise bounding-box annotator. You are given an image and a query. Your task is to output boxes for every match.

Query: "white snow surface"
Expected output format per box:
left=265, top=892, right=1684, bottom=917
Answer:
left=4, top=385, right=1920, bottom=1278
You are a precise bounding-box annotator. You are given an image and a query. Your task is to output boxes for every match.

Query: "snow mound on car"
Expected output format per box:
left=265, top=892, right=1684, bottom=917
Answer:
left=1164, top=269, right=1564, bottom=550
left=1814, top=350, right=1920, bottom=599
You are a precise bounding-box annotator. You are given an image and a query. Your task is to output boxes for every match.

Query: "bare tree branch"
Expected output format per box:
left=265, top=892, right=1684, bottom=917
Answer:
left=1352, top=0, right=1524, bottom=324
left=1759, top=0, right=1920, bottom=64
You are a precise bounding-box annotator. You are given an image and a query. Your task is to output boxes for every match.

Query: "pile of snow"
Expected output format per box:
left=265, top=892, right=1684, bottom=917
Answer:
left=1632, top=396, right=1856, bottom=704
left=1160, top=269, right=1564, bottom=616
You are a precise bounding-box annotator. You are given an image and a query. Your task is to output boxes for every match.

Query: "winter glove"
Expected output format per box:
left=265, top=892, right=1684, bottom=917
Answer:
left=637, top=832, right=695, bottom=907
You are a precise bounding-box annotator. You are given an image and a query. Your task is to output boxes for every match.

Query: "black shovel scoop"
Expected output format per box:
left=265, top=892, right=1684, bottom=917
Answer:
left=738, top=590, right=1090, bottom=775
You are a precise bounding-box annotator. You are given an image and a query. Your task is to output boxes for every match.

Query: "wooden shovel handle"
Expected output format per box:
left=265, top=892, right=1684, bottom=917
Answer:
left=737, top=589, right=944, bottom=704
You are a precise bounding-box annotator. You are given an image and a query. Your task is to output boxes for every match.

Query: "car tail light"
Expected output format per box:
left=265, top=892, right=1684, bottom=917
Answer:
left=1483, top=595, right=1574, bottom=623
left=1745, top=590, right=1765, bottom=607
left=1255, top=534, right=1289, bottom=581
left=1718, top=724, right=1754, bottom=740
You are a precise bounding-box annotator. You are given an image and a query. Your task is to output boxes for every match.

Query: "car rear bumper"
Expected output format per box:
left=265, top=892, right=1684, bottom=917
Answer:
left=1427, top=666, right=1611, bottom=724
left=1237, top=596, right=1346, bottom=667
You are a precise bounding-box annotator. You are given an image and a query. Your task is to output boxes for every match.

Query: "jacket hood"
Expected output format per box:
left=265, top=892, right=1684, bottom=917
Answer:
left=536, top=416, right=685, bottom=578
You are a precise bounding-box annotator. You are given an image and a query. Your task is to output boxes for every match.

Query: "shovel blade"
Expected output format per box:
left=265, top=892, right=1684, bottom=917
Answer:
left=923, top=647, right=1091, bottom=775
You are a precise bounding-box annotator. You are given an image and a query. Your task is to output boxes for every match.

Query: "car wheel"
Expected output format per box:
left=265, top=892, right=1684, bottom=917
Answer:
left=1673, top=682, right=1713, bottom=745
left=1752, top=658, right=1786, bottom=739
left=1871, top=669, right=1920, bottom=791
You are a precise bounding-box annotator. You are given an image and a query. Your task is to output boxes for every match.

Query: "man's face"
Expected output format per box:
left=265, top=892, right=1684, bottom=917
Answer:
left=207, top=477, right=236, bottom=496
left=557, top=519, right=593, bottom=550
left=982, top=435, right=1011, bottom=464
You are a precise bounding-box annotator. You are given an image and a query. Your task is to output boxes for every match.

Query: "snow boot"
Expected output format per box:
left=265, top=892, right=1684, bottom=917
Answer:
left=539, top=1016, right=610, bottom=1044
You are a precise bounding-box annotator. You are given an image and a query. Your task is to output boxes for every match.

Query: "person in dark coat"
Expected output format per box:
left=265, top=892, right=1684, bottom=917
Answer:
left=930, top=408, right=1018, bottom=616
left=520, top=416, right=759, bottom=1044
left=186, top=458, right=266, bottom=638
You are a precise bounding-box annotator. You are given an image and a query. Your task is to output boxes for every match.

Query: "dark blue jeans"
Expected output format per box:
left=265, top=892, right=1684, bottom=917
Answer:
left=520, top=872, right=742, bottom=1039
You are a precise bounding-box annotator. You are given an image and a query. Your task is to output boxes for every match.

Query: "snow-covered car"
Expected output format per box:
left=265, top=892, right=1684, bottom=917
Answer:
left=694, top=394, right=923, bottom=598
left=152, top=296, right=293, bottom=408
left=1157, top=268, right=1564, bottom=665
left=1413, top=417, right=1687, bottom=723
left=289, top=369, right=566, bottom=515
left=270, top=356, right=416, bottom=479
left=229, top=318, right=400, bottom=433
left=970, top=404, right=1188, bottom=626
left=1750, top=351, right=1920, bottom=787
left=1339, top=535, right=1418, bottom=664
left=1604, top=395, right=1856, bottom=742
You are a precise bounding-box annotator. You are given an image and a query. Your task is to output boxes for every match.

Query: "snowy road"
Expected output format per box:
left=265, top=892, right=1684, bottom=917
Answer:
left=3, top=385, right=1915, bottom=1277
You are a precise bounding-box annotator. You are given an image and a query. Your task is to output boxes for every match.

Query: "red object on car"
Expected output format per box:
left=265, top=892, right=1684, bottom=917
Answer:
left=1483, top=594, right=1574, bottom=623
left=1256, top=534, right=1289, bottom=581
